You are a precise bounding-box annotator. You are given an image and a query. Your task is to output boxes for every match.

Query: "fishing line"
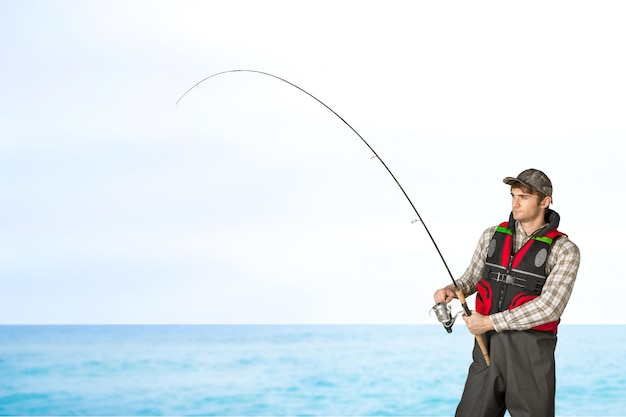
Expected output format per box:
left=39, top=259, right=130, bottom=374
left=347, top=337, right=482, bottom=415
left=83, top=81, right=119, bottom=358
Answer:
left=176, top=69, right=457, bottom=286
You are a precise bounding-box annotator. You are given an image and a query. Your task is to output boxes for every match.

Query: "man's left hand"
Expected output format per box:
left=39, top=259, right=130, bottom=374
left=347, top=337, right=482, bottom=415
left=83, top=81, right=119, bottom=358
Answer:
left=462, top=311, right=495, bottom=335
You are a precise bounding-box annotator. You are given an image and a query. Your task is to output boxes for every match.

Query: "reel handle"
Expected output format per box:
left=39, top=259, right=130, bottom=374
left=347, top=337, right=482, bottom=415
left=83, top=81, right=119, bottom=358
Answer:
left=456, top=289, right=491, bottom=367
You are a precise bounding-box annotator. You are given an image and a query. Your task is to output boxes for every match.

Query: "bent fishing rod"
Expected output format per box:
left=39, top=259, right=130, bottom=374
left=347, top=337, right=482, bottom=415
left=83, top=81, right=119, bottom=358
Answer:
left=176, top=69, right=490, bottom=365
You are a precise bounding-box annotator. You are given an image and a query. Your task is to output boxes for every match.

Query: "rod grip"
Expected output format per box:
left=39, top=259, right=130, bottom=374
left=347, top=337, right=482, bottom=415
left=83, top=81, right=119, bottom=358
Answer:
left=456, top=289, right=491, bottom=367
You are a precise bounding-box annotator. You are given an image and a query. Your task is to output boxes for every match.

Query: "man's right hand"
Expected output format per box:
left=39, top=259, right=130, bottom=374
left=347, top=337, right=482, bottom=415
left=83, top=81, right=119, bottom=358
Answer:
left=433, top=285, right=457, bottom=303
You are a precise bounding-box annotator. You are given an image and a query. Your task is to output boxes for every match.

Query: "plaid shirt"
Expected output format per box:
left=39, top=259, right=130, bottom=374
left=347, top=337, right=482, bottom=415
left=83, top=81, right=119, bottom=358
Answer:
left=455, top=220, right=581, bottom=332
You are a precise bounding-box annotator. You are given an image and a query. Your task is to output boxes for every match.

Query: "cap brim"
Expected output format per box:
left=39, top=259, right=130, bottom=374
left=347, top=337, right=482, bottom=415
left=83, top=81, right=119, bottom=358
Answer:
left=503, top=176, right=521, bottom=185
left=503, top=176, right=538, bottom=193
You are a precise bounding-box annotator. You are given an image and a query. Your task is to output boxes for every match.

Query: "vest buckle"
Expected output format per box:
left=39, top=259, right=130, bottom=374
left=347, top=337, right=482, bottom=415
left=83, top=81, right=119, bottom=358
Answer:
left=491, top=271, right=516, bottom=285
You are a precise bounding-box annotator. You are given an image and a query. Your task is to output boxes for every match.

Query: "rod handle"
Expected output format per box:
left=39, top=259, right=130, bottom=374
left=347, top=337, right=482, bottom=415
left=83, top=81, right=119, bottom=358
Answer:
left=456, top=289, right=491, bottom=367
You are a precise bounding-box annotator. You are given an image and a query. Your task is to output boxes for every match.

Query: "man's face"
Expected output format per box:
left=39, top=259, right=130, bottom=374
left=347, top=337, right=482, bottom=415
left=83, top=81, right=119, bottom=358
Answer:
left=510, top=187, right=549, bottom=223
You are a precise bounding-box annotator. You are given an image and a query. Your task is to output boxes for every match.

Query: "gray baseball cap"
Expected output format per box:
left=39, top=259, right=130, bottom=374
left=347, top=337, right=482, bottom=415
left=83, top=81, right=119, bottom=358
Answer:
left=503, top=168, right=552, bottom=196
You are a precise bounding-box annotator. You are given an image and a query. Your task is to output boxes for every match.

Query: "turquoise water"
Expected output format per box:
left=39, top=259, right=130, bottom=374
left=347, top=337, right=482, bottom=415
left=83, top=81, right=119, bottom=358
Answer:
left=0, top=325, right=624, bottom=416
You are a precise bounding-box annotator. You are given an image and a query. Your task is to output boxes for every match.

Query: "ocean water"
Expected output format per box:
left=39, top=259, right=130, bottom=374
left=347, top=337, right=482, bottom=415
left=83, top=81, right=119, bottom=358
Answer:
left=0, top=325, right=624, bottom=416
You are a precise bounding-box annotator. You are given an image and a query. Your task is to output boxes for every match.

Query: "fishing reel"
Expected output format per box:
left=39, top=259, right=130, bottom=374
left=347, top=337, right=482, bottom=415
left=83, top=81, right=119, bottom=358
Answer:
left=430, top=302, right=461, bottom=333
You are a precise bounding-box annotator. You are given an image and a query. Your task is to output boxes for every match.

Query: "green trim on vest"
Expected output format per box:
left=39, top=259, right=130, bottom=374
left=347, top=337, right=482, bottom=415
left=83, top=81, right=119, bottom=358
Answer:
left=533, top=235, right=554, bottom=244
left=496, top=226, right=512, bottom=235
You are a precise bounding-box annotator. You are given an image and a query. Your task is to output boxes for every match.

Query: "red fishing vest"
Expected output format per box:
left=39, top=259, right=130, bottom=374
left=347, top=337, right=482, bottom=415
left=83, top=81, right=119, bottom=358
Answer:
left=476, top=213, right=565, bottom=333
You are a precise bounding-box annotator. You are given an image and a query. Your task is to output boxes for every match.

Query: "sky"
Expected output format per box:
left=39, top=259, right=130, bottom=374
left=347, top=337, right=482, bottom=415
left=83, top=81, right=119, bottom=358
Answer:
left=1, top=0, right=625, bottom=324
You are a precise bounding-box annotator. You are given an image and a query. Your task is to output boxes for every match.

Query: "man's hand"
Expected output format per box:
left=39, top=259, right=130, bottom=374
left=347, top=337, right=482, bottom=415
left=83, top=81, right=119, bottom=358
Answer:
left=462, top=311, right=495, bottom=335
left=433, top=285, right=457, bottom=303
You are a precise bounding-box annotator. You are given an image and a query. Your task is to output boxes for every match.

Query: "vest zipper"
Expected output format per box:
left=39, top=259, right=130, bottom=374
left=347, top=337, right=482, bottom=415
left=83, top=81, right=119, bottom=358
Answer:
left=497, top=255, right=515, bottom=311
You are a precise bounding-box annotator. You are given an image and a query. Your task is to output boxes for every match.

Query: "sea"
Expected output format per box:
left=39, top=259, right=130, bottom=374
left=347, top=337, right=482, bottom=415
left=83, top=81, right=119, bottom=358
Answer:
left=0, top=324, right=624, bottom=416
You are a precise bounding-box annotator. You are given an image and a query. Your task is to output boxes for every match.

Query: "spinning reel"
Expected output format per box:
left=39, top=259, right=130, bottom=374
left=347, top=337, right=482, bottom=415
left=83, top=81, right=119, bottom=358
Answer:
left=430, top=301, right=462, bottom=333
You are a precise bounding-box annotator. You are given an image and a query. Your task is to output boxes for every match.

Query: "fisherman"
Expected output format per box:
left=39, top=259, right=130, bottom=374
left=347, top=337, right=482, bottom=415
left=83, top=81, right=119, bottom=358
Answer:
left=433, top=168, right=580, bottom=417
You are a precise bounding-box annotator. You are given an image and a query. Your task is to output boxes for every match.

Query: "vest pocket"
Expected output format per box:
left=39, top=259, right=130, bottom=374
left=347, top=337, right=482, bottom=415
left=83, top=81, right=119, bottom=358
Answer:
left=476, top=280, right=492, bottom=315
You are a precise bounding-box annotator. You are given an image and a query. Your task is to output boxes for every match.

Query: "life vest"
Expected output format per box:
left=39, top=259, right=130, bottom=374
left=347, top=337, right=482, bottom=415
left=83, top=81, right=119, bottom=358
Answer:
left=476, top=210, right=565, bottom=333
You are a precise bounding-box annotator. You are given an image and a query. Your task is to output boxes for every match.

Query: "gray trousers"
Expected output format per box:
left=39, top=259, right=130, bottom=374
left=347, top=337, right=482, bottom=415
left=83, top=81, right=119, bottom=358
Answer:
left=455, top=330, right=557, bottom=417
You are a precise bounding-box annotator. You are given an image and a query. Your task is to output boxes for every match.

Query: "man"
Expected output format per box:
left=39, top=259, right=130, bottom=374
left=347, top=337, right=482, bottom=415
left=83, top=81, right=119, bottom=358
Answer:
left=433, top=168, right=580, bottom=417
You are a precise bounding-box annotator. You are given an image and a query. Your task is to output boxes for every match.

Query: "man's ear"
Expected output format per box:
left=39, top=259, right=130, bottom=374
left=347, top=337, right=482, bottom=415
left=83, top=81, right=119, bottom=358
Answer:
left=540, top=196, right=552, bottom=208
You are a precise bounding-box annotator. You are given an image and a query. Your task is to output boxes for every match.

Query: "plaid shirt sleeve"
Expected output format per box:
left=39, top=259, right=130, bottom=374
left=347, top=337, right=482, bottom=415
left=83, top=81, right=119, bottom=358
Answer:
left=454, top=226, right=497, bottom=297
left=455, top=224, right=581, bottom=333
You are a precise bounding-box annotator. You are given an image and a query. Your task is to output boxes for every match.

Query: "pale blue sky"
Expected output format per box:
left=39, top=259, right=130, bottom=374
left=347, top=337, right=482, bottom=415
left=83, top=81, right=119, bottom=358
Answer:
left=1, top=0, right=624, bottom=324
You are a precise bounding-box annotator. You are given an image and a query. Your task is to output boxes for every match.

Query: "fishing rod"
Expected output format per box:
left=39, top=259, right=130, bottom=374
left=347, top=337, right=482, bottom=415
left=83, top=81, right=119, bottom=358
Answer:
left=176, top=69, right=490, bottom=365
left=177, top=70, right=454, bottom=277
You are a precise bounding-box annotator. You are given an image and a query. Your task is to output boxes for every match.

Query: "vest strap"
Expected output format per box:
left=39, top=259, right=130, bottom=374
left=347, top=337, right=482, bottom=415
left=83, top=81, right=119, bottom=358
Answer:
left=487, top=271, right=544, bottom=294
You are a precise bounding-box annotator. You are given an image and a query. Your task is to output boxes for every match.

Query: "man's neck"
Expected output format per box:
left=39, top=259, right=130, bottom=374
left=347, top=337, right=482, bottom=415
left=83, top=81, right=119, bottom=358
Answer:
left=519, top=218, right=547, bottom=237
